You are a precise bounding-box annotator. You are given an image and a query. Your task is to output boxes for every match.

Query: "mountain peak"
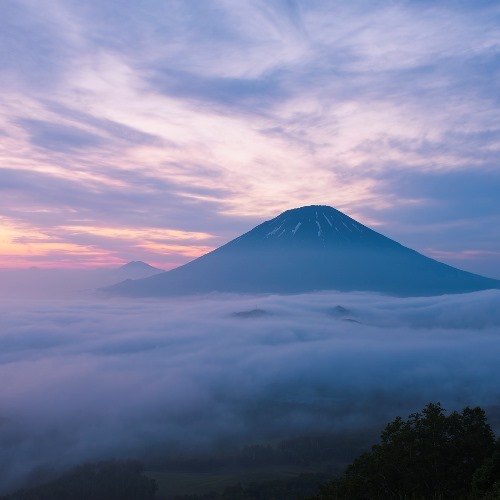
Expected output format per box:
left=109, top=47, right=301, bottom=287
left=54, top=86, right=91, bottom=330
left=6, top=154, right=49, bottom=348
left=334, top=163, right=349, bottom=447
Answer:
left=265, top=205, right=366, bottom=240
left=228, top=204, right=393, bottom=250
left=115, top=261, right=164, bottom=279
left=119, top=261, right=157, bottom=271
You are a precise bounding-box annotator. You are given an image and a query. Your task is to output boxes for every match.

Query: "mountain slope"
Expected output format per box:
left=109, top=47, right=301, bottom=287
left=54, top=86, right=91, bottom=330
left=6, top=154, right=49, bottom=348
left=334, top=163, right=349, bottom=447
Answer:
left=105, top=206, right=499, bottom=297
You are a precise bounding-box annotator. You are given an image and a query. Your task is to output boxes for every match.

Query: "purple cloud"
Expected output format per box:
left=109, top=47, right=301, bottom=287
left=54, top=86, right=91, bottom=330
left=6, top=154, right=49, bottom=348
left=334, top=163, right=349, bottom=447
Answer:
left=0, top=0, right=498, bottom=276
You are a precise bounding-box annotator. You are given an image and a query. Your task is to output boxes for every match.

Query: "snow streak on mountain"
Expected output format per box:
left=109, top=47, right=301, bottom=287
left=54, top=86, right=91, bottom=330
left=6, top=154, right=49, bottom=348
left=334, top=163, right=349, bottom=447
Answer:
left=106, top=206, right=500, bottom=297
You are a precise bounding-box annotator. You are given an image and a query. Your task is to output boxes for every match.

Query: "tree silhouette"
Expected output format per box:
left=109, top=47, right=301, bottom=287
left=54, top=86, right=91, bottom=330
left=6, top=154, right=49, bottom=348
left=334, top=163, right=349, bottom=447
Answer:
left=317, top=402, right=495, bottom=499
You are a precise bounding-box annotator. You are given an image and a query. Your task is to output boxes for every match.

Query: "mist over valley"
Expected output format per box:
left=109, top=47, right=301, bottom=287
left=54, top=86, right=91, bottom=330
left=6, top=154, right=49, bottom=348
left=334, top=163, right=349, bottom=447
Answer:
left=1, top=289, right=500, bottom=494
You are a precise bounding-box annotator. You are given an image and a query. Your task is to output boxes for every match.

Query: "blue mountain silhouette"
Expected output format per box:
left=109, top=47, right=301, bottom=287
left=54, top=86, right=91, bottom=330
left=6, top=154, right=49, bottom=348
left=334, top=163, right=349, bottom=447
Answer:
left=105, top=205, right=499, bottom=297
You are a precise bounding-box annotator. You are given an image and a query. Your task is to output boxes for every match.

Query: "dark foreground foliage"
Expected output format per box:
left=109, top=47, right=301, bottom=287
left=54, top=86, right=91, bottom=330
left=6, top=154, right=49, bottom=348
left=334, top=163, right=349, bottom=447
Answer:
left=472, top=439, right=500, bottom=500
left=3, top=404, right=500, bottom=500
left=316, top=402, right=500, bottom=499
left=1, top=460, right=157, bottom=500
left=174, top=472, right=329, bottom=500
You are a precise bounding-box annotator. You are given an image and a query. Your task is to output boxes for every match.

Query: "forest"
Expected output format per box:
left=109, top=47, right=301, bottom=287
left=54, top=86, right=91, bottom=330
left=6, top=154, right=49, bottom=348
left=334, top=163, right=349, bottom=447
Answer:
left=2, top=402, right=499, bottom=499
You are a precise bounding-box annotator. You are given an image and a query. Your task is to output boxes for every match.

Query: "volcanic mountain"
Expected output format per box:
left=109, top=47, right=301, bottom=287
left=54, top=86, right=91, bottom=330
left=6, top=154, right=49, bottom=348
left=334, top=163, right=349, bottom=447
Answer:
left=105, top=205, right=499, bottom=297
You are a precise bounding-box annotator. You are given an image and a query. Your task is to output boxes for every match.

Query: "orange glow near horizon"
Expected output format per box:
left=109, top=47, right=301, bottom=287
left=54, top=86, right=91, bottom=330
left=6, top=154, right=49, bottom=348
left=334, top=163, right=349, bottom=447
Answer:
left=0, top=218, right=217, bottom=269
left=425, top=249, right=500, bottom=261
left=136, top=242, right=214, bottom=258
left=60, top=225, right=215, bottom=242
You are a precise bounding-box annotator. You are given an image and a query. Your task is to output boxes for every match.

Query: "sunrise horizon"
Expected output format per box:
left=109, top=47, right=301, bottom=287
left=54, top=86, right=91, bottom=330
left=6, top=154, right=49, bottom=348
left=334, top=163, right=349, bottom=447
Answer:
left=1, top=1, right=499, bottom=279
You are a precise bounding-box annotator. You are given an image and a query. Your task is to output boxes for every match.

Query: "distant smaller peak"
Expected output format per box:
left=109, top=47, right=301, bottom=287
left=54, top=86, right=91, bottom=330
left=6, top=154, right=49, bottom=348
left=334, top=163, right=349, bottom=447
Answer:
left=119, top=261, right=155, bottom=270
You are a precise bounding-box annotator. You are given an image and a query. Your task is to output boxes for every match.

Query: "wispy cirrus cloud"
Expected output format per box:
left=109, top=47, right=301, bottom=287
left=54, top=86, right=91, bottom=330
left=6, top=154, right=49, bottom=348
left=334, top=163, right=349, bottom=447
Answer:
left=18, top=118, right=105, bottom=152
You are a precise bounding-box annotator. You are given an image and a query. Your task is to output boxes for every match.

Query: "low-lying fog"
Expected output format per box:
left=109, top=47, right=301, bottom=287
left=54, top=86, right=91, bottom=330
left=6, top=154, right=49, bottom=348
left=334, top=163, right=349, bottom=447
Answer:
left=1, top=289, right=499, bottom=492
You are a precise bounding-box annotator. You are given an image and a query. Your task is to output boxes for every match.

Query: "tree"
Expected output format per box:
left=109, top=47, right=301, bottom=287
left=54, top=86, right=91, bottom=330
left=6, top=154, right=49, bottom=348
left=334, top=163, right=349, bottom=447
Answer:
left=317, top=403, right=495, bottom=499
left=472, top=439, right=500, bottom=499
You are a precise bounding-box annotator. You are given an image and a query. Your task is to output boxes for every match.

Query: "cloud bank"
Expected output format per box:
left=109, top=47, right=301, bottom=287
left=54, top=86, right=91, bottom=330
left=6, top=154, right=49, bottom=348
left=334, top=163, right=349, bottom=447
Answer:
left=1, top=290, right=500, bottom=492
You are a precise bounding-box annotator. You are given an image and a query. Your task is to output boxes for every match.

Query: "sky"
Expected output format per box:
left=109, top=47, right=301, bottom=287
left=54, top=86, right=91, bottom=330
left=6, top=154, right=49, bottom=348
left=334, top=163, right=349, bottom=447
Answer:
left=1, top=0, right=499, bottom=277
left=1, top=290, right=499, bottom=492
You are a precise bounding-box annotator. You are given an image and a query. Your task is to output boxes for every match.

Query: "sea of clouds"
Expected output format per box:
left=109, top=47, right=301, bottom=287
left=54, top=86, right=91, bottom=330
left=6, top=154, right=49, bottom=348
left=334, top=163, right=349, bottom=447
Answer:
left=1, top=289, right=500, bottom=492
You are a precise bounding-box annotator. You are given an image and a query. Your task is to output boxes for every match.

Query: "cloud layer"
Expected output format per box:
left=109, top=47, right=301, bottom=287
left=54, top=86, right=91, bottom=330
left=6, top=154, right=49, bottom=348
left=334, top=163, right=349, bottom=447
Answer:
left=1, top=290, right=500, bottom=492
left=0, top=1, right=499, bottom=275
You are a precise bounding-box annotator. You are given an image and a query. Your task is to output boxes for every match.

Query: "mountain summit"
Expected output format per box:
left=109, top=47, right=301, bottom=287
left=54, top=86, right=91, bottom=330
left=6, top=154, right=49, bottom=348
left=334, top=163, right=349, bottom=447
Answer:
left=105, top=205, right=499, bottom=297
left=228, top=205, right=396, bottom=249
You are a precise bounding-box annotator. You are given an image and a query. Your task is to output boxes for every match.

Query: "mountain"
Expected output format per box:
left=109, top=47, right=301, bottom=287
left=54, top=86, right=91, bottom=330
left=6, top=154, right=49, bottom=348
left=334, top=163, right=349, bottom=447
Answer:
left=113, top=261, right=164, bottom=280
left=104, top=206, right=500, bottom=297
